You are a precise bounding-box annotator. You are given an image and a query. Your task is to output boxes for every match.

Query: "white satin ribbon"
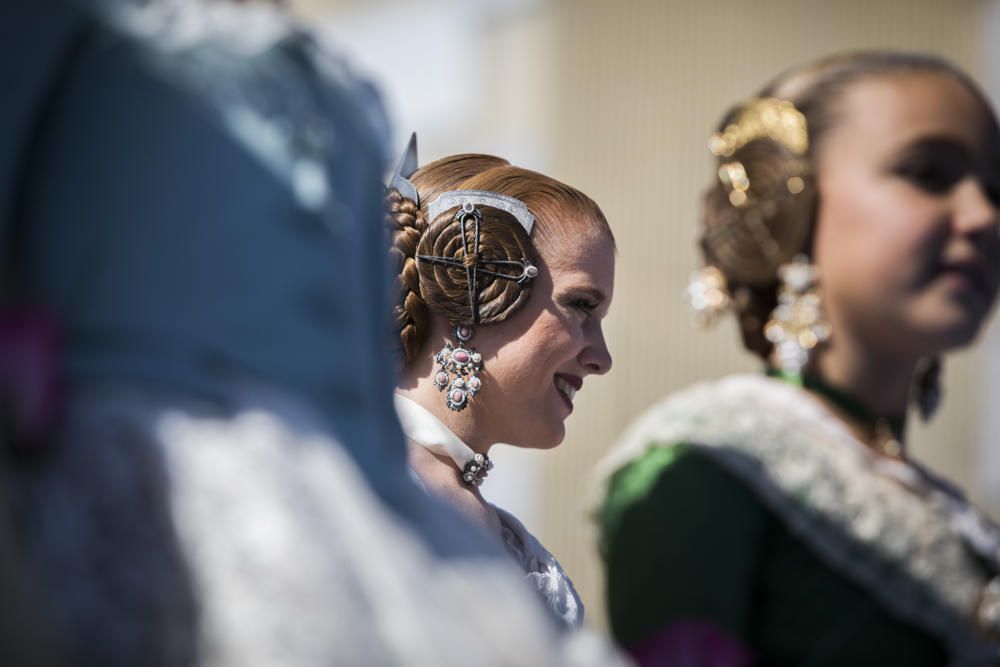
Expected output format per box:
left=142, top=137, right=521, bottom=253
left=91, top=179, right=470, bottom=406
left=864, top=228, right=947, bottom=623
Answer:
left=394, top=394, right=478, bottom=471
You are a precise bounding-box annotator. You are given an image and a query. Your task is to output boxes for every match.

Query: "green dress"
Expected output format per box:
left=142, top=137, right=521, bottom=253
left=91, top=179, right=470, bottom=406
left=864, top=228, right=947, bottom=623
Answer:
left=598, top=374, right=1000, bottom=666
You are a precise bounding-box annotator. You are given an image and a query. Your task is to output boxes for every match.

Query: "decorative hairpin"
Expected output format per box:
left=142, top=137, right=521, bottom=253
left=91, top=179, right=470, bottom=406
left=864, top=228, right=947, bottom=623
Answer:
left=709, top=97, right=809, bottom=158
left=709, top=98, right=809, bottom=210
left=389, top=132, right=420, bottom=203
left=418, top=203, right=538, bottom=320
left=419, top=203, right=538, bottom=412
left=387, top=133, right=536, bottom=236
left=427, top=191, right=535, bottom=235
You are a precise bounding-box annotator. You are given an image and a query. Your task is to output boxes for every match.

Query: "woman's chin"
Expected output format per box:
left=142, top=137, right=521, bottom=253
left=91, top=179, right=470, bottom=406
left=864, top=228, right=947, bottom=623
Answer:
left=509, top=421, right=565, bottom=451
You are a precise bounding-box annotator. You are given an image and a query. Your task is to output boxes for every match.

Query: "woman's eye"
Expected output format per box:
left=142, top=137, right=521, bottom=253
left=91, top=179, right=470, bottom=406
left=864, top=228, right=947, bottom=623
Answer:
left=573, top=299, right=598, bottom=314
left=895, top=160, right=962, bottom=194
left=982, top=173, right=1000, bottom=205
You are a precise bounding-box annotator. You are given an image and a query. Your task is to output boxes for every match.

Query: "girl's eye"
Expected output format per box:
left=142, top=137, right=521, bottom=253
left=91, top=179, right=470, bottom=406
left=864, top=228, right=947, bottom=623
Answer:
left=982, top=171, right=1000, bottom=206
left=894, top=158, right=963, bottom=194
left=892, top=140, right=971, bottom=195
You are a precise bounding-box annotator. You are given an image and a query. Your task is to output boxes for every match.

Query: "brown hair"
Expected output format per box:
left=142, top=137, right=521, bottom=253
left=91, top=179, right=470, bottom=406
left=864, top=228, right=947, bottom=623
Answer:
left=701, top=50, right=1000, bottom=359
left=387, top=154, right=612, bottom=366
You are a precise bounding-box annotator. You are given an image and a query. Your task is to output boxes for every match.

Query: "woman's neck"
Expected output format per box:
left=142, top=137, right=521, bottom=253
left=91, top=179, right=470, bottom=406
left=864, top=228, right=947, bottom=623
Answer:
left=396, top=384, right=503, bottom=539
left=801, top=329, right=918, bottom=460
left=812, top=331, right=916, bottom=418
left=396, top=376, right=493, bottom=455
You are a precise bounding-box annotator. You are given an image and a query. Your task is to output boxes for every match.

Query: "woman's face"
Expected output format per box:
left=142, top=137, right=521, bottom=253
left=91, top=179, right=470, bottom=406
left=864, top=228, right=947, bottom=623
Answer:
left=813, top=72, right=1000, bottom=361
left=468, top=228, right=615, bottom=449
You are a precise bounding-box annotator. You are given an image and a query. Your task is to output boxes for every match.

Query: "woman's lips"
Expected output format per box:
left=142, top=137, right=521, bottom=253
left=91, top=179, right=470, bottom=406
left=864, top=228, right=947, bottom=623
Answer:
left=554, top=374, right=582, bottom=412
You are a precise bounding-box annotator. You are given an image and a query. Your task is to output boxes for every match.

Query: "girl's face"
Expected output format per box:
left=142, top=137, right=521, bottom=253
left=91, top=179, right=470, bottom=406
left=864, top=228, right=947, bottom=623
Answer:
left=812, top=72, right=1000, bottom=361
left=462, top=228, right=615, bottom=450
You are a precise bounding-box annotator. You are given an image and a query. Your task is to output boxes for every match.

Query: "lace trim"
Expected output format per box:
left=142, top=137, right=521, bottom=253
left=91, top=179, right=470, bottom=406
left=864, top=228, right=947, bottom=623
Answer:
left=598, top=374, right=1000, bottom=663
left=495, top=506, right=583, bottom=628
left=395, top=395, right=583, bottom=628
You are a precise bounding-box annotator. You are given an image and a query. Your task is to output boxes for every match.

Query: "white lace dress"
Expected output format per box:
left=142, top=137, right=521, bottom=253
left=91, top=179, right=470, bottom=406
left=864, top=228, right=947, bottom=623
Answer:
left=395, top=394, right=585, bottom=629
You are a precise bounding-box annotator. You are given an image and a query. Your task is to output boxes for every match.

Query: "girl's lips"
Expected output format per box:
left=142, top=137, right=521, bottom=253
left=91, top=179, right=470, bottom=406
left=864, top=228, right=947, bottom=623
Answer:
left=938, top=259, right=993, bottom=301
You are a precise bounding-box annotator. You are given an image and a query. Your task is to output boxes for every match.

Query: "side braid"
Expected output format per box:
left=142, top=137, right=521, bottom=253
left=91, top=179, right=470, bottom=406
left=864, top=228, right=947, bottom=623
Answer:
left=385, top=187, right=430, bottom=365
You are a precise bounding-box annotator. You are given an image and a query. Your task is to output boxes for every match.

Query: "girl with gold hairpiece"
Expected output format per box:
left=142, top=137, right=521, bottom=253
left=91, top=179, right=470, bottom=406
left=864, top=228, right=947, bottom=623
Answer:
left=597, top=51, right=1000, bottom=665
left=387, top=135, right=617, bottom=628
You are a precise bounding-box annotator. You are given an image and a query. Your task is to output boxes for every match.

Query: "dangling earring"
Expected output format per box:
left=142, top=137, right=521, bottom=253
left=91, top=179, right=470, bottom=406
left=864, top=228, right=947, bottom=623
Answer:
left=685, top=265, right=731, bottom=326
left=912, top=356, right=942, bottom=422
left=432, top=324, right=483, bottom=412
left=764, top=254, right=831, bottom=376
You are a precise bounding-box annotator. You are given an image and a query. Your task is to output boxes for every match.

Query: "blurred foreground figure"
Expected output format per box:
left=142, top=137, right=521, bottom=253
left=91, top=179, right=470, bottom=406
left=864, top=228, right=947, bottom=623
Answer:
left=0, top=1, right=625, bottom=664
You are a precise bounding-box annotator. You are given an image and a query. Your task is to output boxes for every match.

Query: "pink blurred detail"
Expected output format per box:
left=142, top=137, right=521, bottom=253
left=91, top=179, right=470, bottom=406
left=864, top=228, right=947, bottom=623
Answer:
left=628, top=619, right=757, bottom=667
left=0, top=309, right=61, bottom=447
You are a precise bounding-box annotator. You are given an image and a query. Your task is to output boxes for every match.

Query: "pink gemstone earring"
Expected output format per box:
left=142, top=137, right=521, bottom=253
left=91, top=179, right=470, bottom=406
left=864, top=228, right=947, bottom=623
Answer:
left=432, top=324, right=483, bottom=411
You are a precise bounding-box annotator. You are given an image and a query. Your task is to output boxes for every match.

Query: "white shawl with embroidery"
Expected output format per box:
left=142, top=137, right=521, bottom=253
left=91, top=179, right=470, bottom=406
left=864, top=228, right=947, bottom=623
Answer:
left=597, top=374, right=1000, bottom=665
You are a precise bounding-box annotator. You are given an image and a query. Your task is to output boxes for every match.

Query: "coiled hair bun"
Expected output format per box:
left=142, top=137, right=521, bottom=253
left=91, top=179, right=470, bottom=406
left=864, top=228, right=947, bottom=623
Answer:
left=414, top=204, right=536, bottom=328
left=702, top=101, right=817, bottom=288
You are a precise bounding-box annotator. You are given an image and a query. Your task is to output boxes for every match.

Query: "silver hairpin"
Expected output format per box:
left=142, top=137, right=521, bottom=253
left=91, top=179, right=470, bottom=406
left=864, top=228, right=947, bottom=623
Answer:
left=388, top=133, right=419, bottom=203
left=417, top=203, right=539, bottom=324
left=427, top=190, right=535, bottom=235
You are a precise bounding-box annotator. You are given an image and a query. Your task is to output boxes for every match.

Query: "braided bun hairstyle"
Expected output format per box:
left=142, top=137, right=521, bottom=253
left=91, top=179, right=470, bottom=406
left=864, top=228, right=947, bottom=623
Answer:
left=700, top=50, right=998, bottom=360
left=387, top=153, right=611, bottom=367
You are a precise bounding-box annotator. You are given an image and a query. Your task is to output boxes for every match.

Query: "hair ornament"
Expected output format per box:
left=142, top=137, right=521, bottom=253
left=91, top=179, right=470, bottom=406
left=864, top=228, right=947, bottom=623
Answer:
left=700, top=95, right=816, bottom=288
left=421, top=201, right=537, bottom=415
left=417, top=202, right=538, bottom=324
left=709, top=97, right=809, bottom=158
left=427, top=191, right=535, bottom=235
left=388, top=132, right=420, bottom=203
left=765, top=255, right=830, bottom=376
left=686, top=265, right=732, bottom=326
left=387, top=133, right=536, bottom=237
left=709, top=98, right=810, bottom=214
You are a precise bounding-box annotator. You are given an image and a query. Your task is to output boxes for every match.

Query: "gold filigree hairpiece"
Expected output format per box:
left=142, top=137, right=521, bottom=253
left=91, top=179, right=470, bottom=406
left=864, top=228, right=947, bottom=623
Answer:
left=708, top=97, right=809, bottom=158
left=708, top=97, right=810, bottom=210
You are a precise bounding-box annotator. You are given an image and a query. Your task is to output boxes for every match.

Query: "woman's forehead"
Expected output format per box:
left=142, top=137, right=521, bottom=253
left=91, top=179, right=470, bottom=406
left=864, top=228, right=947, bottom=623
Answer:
left=539, top=232, right=616, bottom=290
left=825, top=73, right=996, bottom=157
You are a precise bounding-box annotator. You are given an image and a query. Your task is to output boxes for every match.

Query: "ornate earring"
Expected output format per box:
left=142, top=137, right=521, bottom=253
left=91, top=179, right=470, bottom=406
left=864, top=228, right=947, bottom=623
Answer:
left=764, top=255, right=831, bottom=376
left=432, top=324, right=483, bottom=412
left=686, top=265, right=731, bottom=326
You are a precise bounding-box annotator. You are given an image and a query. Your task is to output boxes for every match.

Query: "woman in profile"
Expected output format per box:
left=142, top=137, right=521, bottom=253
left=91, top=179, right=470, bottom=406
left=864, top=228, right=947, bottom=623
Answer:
left=387, top=137, right=615, bottom=628
left=598, top=51, right=1000, bottom=665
